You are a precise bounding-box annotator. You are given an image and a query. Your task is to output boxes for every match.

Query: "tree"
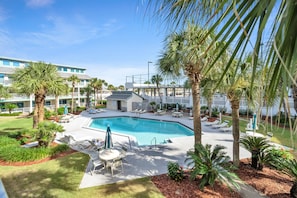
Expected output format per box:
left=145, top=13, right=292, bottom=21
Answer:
left=151, top=74, right=163, bottom=104
left=107, top=84, right=116, bottom=91
left=51, top=78, right=68, bottom=113
left=67, top=75, right=80, bottom=113
left=118, top=85, right=125, bottom=91
left=35, top=121, right=64, bottom=147
left=80, top=84, right=93, bottom=109
left=158, top=23, right=217, bottom=145
left=149, top=0, right=297, bottom=114
left=12, top=62, right=61, bottom=128
left=0, top=85, right=10, bottom=99
left=98, top=79, right=108, bottom=105
left=4, top=103, right=17, bottom=114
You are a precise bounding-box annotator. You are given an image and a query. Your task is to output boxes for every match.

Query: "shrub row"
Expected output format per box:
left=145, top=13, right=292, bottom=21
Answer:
left=0, top=136, right=69, bottom=162
left=0, top=112, right=22, bottom=116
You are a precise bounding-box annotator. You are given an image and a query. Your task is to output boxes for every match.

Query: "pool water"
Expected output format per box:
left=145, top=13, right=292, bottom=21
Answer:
left=89, top=117, right=194, bottom=146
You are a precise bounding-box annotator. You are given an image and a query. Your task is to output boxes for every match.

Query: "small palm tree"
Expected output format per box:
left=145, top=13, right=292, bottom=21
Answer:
left=4, top=103, right=17, bottom=114
left=278, top=159, right=297, bottom=198
left=35, top=122, right=64, bottom=147
left=185, top=143, right=241, bottom=190
left=240, top=136, right=271, bottom=170
left=67, top=75, right=80, bottom=113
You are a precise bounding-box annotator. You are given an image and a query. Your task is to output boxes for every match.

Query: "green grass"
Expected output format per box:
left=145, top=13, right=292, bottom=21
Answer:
left=0, top=152, right=164, bottom=198
left=0, top=116, right=33, bottom=134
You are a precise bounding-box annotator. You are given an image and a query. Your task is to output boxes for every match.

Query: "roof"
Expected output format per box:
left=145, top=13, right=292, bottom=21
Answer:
left=0, top=66, right=91, bottom=80
left=106, top=91, right=143, bottom=100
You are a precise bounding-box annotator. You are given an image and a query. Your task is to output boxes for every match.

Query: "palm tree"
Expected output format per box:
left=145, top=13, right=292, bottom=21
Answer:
left=67, top=75, right=80, bottom=113
left=158, top=23, right=217, bottom=144
left=98, top=79, right=108, bottom=105
left=118, top=85, right=125, bottom=90
left=80, top=84, right=93, bottom=109
left=149, top=1, right=296, bottom=104
left=151, top=74, right=163, bottom=104
left=0, top=85, right=10, bottom=99
left=12, top=62, right=61, bottom=128
left=51, top=78, right=68, bottom=113
left=107, top=84, right=116, bottom=91
left=90, top=78, right=98, bottom=106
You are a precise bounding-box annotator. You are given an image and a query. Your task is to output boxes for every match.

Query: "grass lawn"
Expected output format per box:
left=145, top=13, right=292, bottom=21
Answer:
left=0, top=152, right=163, bottom=198
left=0, top=116, right=33, bottom=134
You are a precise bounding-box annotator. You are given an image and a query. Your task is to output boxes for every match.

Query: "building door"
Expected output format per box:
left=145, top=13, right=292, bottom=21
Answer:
left=117, top=100, right=121, bottom=110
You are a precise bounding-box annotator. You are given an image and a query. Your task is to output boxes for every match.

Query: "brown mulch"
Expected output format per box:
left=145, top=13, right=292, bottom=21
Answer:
left=151, top=158, right=294, bottom=198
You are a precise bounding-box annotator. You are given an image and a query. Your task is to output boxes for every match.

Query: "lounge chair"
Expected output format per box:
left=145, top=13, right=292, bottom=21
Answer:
left=212, top=121, right=229, bottom=128
left=205, top=120, right=220, bottom=126
left=139, top=109, right=147, bottom=114
left=200, top=117, right=208, bottom=122
left=220, top=126, right=233, bottom=132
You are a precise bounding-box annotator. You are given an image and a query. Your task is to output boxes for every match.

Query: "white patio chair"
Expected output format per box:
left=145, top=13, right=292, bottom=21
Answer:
left=212, top=121, right=229, bottom=128
left=88, top=153, right=105, bottom=176
left=205, top=120, right=220, bottom=126
left=105, top=157, right=123, bottom=177
left=220, top=126, right=233, bottom=132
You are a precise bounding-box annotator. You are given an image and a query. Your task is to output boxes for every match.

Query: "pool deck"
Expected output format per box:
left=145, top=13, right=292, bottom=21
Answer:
left=57, top=110, right=251, bottom=189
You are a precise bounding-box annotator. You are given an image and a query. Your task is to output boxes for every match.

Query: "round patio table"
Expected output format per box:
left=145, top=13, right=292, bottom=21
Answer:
left=99, top=149, right=120, bottom=161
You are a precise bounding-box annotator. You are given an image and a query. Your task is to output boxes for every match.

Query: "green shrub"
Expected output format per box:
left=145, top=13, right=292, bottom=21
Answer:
left=44, top=108, right=52, bottom=119
left=49, top=144, right=69, bottom=155
left=0, top=146, right=49, bottom=162
left=167, top=162, right=184, bottom=182
left=0, top=136, right=20, bottom=147
left=57, top=107, right=64, bottom=115
left=0, top=112, right=22, bottom=116
left=185, top=143, right=241, bottom=190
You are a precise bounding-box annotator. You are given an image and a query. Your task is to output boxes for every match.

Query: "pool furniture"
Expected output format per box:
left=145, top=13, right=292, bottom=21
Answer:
left=200, top=116, right=208, bottom=122
left=220, top=126, right=232, bottom=132
left=99, top=149, right=123, bottom=176
left=88, top=153, right=105, bottom=175
left=212, top=121, right=229, bottom=128
left=154, top=110, right=166, bottom=116
left=205, top=120, right=220, bottom=126
left=172, top=112, right=183, bottom=117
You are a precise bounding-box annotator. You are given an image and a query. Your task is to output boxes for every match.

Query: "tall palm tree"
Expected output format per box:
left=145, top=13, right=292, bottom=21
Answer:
left=158, top=23, right=217, bottom=144
left=80, top=84, right=93, bottom=109
left=67, top=75, right=80, bottom=113
left=12, top=62, right=61, bottom=128
left=148, top=0, right=297, bottom=112
left=151, top=74, right=163, bottom=103
left=97, top=79, right=108, bottom=105
left=90, top=78, right=100, bottom=106
left=50, top=78, right=68, bottom=113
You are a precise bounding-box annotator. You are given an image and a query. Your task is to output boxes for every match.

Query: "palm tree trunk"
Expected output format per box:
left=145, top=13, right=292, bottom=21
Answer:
left=207, top=97, right=213, bottom=117
left=71, top=86, right=75, bottom=113
left=55, top=95, right=59, bottom=112
left=230, top=99, right=240, bottom=167
left=192, top=81, right=202, bottom=145
left=292, top=83, right=297, bottom=113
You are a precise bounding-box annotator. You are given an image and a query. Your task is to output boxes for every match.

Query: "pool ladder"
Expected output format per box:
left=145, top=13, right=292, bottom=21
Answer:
left=150, top=137, right=157, bottom=149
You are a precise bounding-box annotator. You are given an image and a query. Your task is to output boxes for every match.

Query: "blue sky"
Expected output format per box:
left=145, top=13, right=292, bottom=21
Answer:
left=0, top=0, right=165, bottom=86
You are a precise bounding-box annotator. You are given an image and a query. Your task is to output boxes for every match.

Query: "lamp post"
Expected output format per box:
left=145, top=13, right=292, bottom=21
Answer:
left=148, top=61, right=152, bottom=82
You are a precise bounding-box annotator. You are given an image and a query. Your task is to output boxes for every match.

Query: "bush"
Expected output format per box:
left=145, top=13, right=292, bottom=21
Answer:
left=44, top=108, right=52, bottom=119
left=185, top=143, right=241, bottom=190
left=0, top=112, right=22, bottom=116
left=0, top=136, right=20, bottom=147
left=49, top=144, right=69, bottom=155
left=167, top=162, right=184, bottom=182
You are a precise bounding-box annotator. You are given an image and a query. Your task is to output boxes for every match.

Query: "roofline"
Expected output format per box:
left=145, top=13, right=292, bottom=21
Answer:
left=0, top=56, right=86, bottom=70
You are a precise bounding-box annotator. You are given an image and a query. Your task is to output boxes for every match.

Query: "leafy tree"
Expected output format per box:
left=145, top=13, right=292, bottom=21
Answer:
left=185, top=143, right=241, bottom=190
left=0, top=84, right=10, bottom=99
left=118, top=85, right=125, bottom=90
left=35, top=121, right=64, bottom=147
left=4, top=103, right=17, bottom=114
left=158, top=23, right=217, bottom=144
left=80, top=84, right=93, bottom=109
left=151, top=74, right=163, bottom=104
left=51, top=78, right=68, bottom=113
left=107, top=84, right=116, bottom=91
left=12, top=62, right=61, bottom=128
left=67, top=75, right=80, bottom=113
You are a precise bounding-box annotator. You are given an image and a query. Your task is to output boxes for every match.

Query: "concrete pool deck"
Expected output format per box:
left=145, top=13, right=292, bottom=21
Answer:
left=57, top=110, right=251, bottom=189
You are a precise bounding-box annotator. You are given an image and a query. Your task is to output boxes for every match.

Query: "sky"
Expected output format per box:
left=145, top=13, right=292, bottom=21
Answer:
left=0, top=0, right=166, bottom=86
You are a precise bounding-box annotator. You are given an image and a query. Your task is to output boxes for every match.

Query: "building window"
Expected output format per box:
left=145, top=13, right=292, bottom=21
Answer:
left=0, top=74, right=4, bottom=84
left=63, top=67, right=67, bottom=72
left=71, top=68, right=75, bottom=72
left=16, top=102, right=24, bottom=108
left=59, top=99, right=67, bottom=105
left=13, top=61, right=20, bottom=66
left=3, top=60, right=10, bottom=66
left=45, top=101, right=51, bottom=106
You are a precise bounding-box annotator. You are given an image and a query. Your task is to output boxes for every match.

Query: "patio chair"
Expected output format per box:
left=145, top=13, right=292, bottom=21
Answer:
left=205, top=120, right=220, bottom=126
left=220, top=126, right=232, bottom=132
left=212, top=121, right=229, bottom=128
left=200, top=117, right=208, bottom=122
left=88, top=153, right=105, bottom=176
left=119, top=146, right=128, bottom=159
left=105, top=157, right=123, bottom=177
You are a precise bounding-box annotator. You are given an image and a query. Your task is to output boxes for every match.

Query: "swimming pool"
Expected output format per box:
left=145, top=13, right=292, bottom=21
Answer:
left=89, top=116, right=194, bottom=146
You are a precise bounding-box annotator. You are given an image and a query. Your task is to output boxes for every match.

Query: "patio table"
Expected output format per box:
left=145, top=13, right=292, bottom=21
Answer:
left=99, top=149, right=120, bottom=162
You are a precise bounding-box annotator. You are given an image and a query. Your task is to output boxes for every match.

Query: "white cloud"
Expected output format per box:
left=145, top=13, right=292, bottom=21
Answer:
left=25, top=0, right=54, bottom=8
left=21, top=15, right=121, bottom=46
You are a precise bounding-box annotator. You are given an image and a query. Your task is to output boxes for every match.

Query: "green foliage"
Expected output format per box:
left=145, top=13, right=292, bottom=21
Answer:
left=44, top=108, right=52, bottom=119
left=185, top=143, right=241, bottom=190
left=240, top=136, right=271, bottom=170
left=0, top=112, right=22, bottom=116
left=0, top=136, right=70, bottom=162
left=4, top=103, right=18, bottom=114
left=57, top=107, right=65, bottom=115
left=34, top=122, right=64, bottom=147
left=239, top=109, right=253, bottom=116
left=167, top=161, right=184, bottom=182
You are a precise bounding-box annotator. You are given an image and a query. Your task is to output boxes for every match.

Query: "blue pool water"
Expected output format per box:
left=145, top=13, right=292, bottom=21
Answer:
left=89, top=117, right=194, bottom=146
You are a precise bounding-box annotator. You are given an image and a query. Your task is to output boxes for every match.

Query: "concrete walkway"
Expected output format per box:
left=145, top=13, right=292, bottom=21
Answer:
left=57, top=110, right=266, bottom=197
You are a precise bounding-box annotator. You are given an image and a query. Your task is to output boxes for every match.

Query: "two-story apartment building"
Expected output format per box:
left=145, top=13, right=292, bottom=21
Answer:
left=0, top=57, right=92, bottom=113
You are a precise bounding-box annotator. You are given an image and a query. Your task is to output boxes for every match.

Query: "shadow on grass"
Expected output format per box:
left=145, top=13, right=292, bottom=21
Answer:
left=2, top=152, right=89, bottom=198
